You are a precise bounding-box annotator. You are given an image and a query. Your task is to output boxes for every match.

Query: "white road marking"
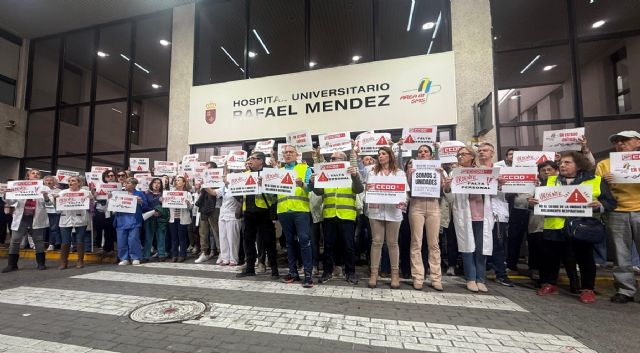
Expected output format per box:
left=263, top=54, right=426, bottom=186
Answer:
left=0, top=333, right=117, bottom=353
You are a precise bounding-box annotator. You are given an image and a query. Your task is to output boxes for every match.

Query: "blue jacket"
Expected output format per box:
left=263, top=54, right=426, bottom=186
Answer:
left=113, top=190, right=147, bottom=230
left=142, top=191, right=162, bottom=212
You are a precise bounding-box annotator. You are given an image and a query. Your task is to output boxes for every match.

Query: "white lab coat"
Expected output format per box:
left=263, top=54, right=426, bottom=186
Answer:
left=445, top=191, right=494, bottom=255
left=6, top=185, right=53, bottom=231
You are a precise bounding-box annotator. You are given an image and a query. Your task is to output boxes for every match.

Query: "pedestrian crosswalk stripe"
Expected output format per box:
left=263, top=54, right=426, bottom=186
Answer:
left=72, top=270, right=527, bottom=311
left=0, top=333, right=117, bottom=353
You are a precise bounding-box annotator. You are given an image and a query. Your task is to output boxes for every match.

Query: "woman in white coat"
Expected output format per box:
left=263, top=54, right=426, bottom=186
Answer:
left=55, top=176, right=93, bottom=269
left=2, top=169, right=52, bottom=273
left=443, top=146, right=494, bottom=293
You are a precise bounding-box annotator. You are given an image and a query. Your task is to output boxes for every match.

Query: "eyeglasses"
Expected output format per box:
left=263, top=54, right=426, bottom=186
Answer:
left=107, top=174, right=115, bottom=177
left=330, top=157, right=344, bottom=161
left=117, top=174, right=126, bottom=177
left=456, top=152, right=472, bottom=158
left=283, top=150, right=296, bottom=154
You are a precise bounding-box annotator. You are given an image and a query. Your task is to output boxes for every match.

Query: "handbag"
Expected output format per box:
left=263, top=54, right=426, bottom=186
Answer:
left=564, top=217, right=606, bottom=244
left=261, top=194, right=278, bottom=221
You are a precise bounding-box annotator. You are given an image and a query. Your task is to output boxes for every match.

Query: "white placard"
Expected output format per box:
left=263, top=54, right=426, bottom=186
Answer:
left=262, top=168, right=297, bottom=195
left=6, top=180, right=44, bottom=199
left=402, top=126, right=437, bottom=150
left=182, top=153, right=200, bottom=163
left=56, top=191, right=90, bottom=211
left=192, top=166, right=207, bottom=183
left=542, top=127, right=585, bottom=152
left=254, top=139, right=275, bottom=155
left=512, top=151, right=555, bottom=167
left=286, top=130, right=313, bottom=153
left=226, top=172, right=261, bottom=196
left=450, top=167, right=500, bottom=195
left=359, top=133, right=391, bottom=155
left=499, top=167, right=538, bottom=194
left=84, top=172, right=102, bottom=189
left=391, top=142, right=412, bottom=158
left=226, top=150, right=248, bottom=170
left=154, top=161, right=178, bottom=177
left=534, top=185, right=593, bottom=217
left=365, top=175, right=408, bottom=204
left=55, top=169, right=79, bottom=184
left=135, top=173, right=152, bottom=192
left=314, top=162, right=352, bottom=188
left=129, top=158, right=150, bottom=172
left=202, top=168, right=225, bottom=188
left=438, top=140, right=466, bottom=163
left=108, top=193, right=138, bottom=214
left=277, top=143, right=302, bottom=163
left=91, top=166, right=110, bottom=174
left=318, top=131, right=352, bottom=154
left=162, top=190, right=189, bottom=209
left=0, top=183, right=8, bottom=198
left=411, top=160, right=441, bottom=198
left=610, top=152, right=640, bottom=183
left=209, top=155, right=227, bottom=166
left=95, top=182, right=121, bottom=200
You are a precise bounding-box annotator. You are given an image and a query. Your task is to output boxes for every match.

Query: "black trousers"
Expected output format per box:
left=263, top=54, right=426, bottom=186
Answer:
left=540, top=236, right=594, bottom=289
left=507, top=208, right=529, bottom=269
left=322, top=217, right=356, bottom=276
left=93, top=211, right=115, bottom=252
left=243, top=211, right=278, bottom=275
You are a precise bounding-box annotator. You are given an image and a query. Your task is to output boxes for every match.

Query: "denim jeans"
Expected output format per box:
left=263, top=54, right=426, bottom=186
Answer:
left=116, top=227, right=142, bottom=261
left=47, top=213, right=61, bottom=245
left=143, top=218, right=166, bottom=259
left=169, top=221, right=189, bottom=258
left=279, top=212, right=313, bottom=279
left=60, top=226, right=86, bottom=245
left=462, top=221, right=487, bottom=283
left=490, top=221, right=508, bottom=279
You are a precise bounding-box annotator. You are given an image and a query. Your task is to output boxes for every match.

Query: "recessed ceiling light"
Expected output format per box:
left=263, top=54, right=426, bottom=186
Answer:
left=309, top=61, right=316, bottom=68
left=543, top=65, right=557, bottom=71
left=120, top=54, right=130, bottom=61
left=248, top=51, right=257, bottom=58
left=510, top=95, right=520, bottom=100
left=592, top=20, right=605, bottom=28
left=151, top=83, right=161, bottom=89
left=159, top=39, right=171, bottom=46
left=422, top=22, right=435, bottom=30
left=520, top=54, right=541, bottom=74
left=97, top=51, right=109, bottom=57
left=352, top=55, right=361, bottom=62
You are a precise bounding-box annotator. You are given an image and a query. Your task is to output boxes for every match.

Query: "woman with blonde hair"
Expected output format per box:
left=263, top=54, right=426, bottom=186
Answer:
left=56, top=176, right=93, bottom=269
left=167, top=176, right=193, bottom=262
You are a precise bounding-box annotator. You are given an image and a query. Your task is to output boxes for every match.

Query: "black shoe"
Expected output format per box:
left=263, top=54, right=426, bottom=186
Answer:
left=346, top=273, right=359, bottom=285
left=1, top=254, right=19, bottom=273
left=35, top=253, right=47, bottom=270
left=303, top=277, right=314, bottom=288
left=281, top=274, right=301, bottom=283
left=495, top=277, right=514, bottom=287
left=271, top=273, right=280, bottom=280
left=318, top=273, right=333, bottom=284
left=236, top=270, right=256, bottom=278
left=611, top=293, right=633, bottom=304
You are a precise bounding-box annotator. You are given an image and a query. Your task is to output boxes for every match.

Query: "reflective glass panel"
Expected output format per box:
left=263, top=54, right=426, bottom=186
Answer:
left=93, top=101, right=127, bottom=153
left=133, top=12, right=172, bottom=96
left=30, top=38, right=60, bottom=109
left=96, top=23, right=131, bottom=101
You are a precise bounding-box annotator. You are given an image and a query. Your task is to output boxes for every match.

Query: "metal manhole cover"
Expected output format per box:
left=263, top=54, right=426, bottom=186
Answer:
left=129, top=299, right=207, bottom=324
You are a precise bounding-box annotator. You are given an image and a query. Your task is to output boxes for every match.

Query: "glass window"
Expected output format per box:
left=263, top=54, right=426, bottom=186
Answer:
left=495, top=45, right=575, bottom=122
left=585, top=119, right=640, bottom=161
left=0, top=78, right=15, bottom=106
left=57, top=155, right=87, bottom=173
left=96, top=23, right=131, bottom=101
left=248, top=0, right=305, bottom=78
left=575, top=0, right=640, bottom=38
left=195, top=0, right=247, bottom=85
left=376, top=0, right=451, bottom=60
left=132, top=12, right=172, bottom=96
left=93, top=101, right=127, bottom=153
left=26, top=110, right=55, bottom=157
left=24, top=158, right=53, bottom=175
left=29, top=38, right=60, bottom=109
left=61, top=30, right=94, bottom=105
left=0, top=37, right=20, bottom=80
left=310, top=0, right=374, bottom=70
left=130, top=96, right=168, bottom=151
left=58, top=105, right=89, bottom=156
left=91, top=153, right=125, bottom=171
left=499, top=122, right=576, bottom=155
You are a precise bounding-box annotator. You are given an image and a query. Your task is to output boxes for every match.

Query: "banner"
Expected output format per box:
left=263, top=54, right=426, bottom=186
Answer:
left=261, top=168, right=297, bottom=195
left=450, top=167, right=500, bottom=195
left=226, top=150, right=248, bottom=170
left=286, top=130, right=313, bottom=153
left=84, top=172, right=102, bottom=189
left=411, top=160, right=441, bottom=198
left=499, top=167, right=538, bottom=194
left=162, top=190, right=189, bottom=209
left=129, top=158, right=150, bottom=172
left=95, top=182, right=121, bottom=200
left=91, top=166, right=111, bottom=174
left=209, top=155, right=227, bottom=166
left=6, top=180, right=44, bottom=199
left=202, top=168, right=225, bottom=188
left=402, top=126, right=437, bottom=150
left=108, top=193, right=138, bottom=213
left=226, top=172, right=261, bottom=196
left=365, top=175, right=408, bottom=204
left=542, top=127, right=585, bottom=152
left=534, top=185, right=592, bottom=217
left=512, top=151, right=555, bottom=167
left=154, top=161, right=178, bottom=177
left=254, top=139, right=275, bottom=155
left=189, top=52, right=457, bottom=144
left=359, top=133, right=391, bottom=155
left=134, top=173, right=153, bottom=192
left=55, top=169, right=79, bottom=184
left=313, top=162, right=352, bottom=188
left=56, top=191, right=90, bottom=211
left=318, top=131, right=351, bottom=154
left=438, top=141, right=466, bottom=163
left=610, top=152, right=640, bottom=183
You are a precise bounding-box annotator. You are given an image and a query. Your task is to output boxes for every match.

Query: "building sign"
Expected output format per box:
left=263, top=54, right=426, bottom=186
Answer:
left=189, top=52, right=457, bottom=144
left=534, top=185, right=592, bottom=217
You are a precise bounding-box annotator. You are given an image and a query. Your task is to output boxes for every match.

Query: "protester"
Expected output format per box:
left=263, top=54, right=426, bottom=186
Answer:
left=142, top=178, right=169, bottom=262
left=56, top=176, right=92, bottom=269
left=217, top=184, right=241, bottom=266
left=42, top=175, right=62, bottom=251
left=195, top=172, right=221, bottom=263
left=93, top=170, right=117, bottom=256
left=113, top=177, right=147, bottom=265
left=167, top=176, right=192, bottom=262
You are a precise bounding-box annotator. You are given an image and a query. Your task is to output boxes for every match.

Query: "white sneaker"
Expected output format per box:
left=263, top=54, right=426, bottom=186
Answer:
left=446, top=266, right=455, bottom=276
left=132, top=260, right=141, bottom=266
left=333, top=266, right=343, bottom=278
left=47, top=245, right=55, bottom=251
left=256, top=262, right=267, bottom=273
left=195, top=253, right=211, bottom=264
left=633, top=266, right=640, bottom=275
left=118, top=260, right=130, bottom=266
left=187, top=245, right=193, bottom=253
left=312, top=266, right=319, bottom=276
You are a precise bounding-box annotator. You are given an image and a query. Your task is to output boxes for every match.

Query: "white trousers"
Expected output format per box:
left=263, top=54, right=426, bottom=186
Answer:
left=218, top=219, right=241, bottom=263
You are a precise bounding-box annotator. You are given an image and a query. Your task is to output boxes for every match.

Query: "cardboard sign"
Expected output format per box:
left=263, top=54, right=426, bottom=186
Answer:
left=277, top=143, right=302, bottom=163
left=610, top=152, right=640, bottom=183
left=95, top=182, right=121, bottom=200
left=411, top=160, right=441, bottom=198
left=182, top=153, right=200, bottom=163
left=365, top=175, right=408, bottom=204
left=154, top=161, right=178, bottom=177
left=6, top=180, right=44, bottom=199
left=512, top=151, right=555, bottom=167
left=209, top=155, right=227, bottom=166
left=85, top=172, right=102, bottom=189
left=56, top=191, right=90, bottom=211
left=134, top=173, right=153, bottom=192
left=202, top=168, right=225, bottom=188
left=286, top=130, right=313, bottom=153
left=254, top=139, right=275, bottom=155
left=108, top=193, right=138, bottom=214
left=313, top=162, right=352, bottom=188
left=162, top=190, right=189, bottom=209
left=91, top=166, right=110, bottom=174
left=438, top=140, right=466, bottom=163
left=55, top=169, right=79, bottom=184
left=542, top=127, right=585, bottom=152
left=402, top=126, right=437, bottom=150
left=262, top=168, right=297, bottom=195
left=359, top=133, right=391, bottom=155
left=450, top=167, right=500, bottom=195
left=226, top=150, right=248, bottom=170
left=534, top=185, right=592, bottom=217
left=499, top=167, right=538, bottom=194
left=226, top=172, right=260, bottom=196
left=129, top=158, right=150, bottom=172
left=319, top=131, right=352, bottom=154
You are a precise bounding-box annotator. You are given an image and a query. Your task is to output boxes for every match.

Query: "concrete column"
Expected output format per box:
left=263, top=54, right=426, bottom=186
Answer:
left=167, top=3, right=195, bottom=162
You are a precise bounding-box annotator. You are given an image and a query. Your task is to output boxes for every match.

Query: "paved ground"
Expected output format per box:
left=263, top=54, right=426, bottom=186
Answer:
left=0, top=256, right=638, bottom=353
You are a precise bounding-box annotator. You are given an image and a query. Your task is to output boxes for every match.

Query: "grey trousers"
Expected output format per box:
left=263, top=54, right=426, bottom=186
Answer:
left=609, top=211, right=640, bottom=297
left=8, top=215, right=46, bottom=254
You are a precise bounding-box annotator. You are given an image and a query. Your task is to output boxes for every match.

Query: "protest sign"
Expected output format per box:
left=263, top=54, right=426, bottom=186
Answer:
left=254, top=139, right=275, bottom=155
left=129, top=157, right=150, bottom=172
left=226, top=172, right=261, bottom=196
left=182, top=153, right=200, bottom=163
left=365, top=175, right=408, bottom=204
left=108, top=193, right=138, bottom=213
left=450, top=167, right=500, bottom=195
left=542, top=127, right=585, bottom=152
left=512, top=151, right=555, bottom=167
left=0, top=183, right=8, bottom=198
left=610, top=152, right=640, bottom=183
left=402, top=126, right=437, bottom=150
left=261, top=168, right=297, bottom=195
left=319, top=131, right=352, bottom=154
left=162, top=190, right=189, bottom=209
left=438, top=141, right=466, bottom=163
left=91, top=166, right=110, bottom=174
left=534, top=185, right=592, bottom=217
left=85, top=172, right=102, bottom=189
left=56, top=191, right=90, bottom=211
left=134, top=173, right=153, bottom=192
left=55, top=169, right=79, bottom=184
left=411, top=160, right=441, bottom=198
left=359, top=133, right=391, bottom=155
left=209, top=155, right=227, bottom=166
left=202, top=168, right=225, bottom=188
left=95, top=182, right=120, bottom=200
left=391, top=142, right=412, bottom=158
left=192, top=166, right=207, bottom=183
left=499, top=167, right=538, bottom=193
left=314, top=162, right=352, bottom=188
left=286, top=130, right=313, bottom=153
left=6, top=180, right=43, bottom=199
left=154, top=161, right=178, bottom=177
left=226, top=150, right=248, bottom=170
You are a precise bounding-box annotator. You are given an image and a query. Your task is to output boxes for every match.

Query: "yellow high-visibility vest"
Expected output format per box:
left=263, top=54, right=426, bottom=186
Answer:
left=543, top=175, right=601, bottom=230
left=277, top=163, right=310, bottom=213
left=322, top=187, right=357, bottom=221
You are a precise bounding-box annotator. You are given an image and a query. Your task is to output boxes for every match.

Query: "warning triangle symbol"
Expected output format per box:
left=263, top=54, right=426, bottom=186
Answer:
left=136, top=165, right=143, bottom=171
left=318, top=173, right=329, bottom=182
left=228, top=156, right=236, bottom=162
left=57, top=175, right=65, bottom=181
left=376, top=135, right=389, bottom=145
left=536, top=154, right=548, bottom=164
left=404, top=135, right=415, bottom=144
left=245, top=175, right=257, bottom=185
left=281, top=173, right=294, bottom=185
left=566, top=188, right=588, bottom=203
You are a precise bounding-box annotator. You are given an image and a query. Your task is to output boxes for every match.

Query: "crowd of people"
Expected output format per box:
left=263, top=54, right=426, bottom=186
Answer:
left=1, top=129, right=639, bottom=304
